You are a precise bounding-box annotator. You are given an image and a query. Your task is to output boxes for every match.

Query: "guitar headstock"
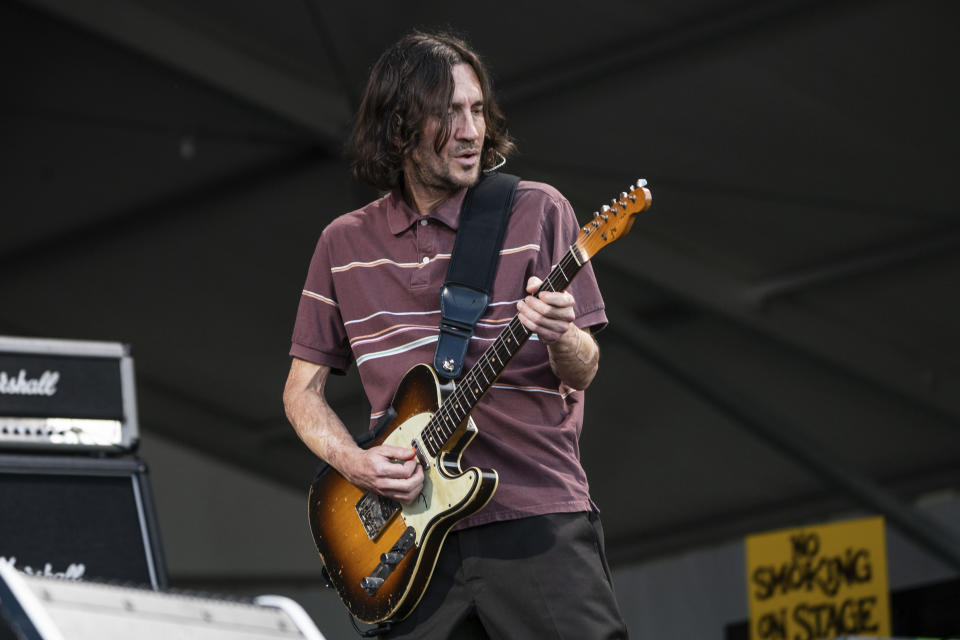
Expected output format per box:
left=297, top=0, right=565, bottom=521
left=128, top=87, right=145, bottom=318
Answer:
left=575, top=178, right=652, bottom=260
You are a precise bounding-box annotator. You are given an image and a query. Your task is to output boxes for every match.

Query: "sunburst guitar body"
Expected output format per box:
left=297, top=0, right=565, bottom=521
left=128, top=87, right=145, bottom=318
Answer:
left=308, top=364, right=497, bottom=623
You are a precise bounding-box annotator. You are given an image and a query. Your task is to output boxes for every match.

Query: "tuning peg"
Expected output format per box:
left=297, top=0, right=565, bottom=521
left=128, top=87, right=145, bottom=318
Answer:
left=592, top=211, right=600, bottom=218
left=601, top=204, right=611, bottom=212
left=636, top=178, right=647, bottom=188
left=620, top=192, right=629, bottom=200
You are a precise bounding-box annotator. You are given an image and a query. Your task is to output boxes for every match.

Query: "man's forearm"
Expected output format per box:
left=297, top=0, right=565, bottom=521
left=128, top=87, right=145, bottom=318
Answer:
left=547, top=325, right=599, bottom=390
left=283, top=364, right=359, bottom=474
left=283, top=359, right=425, bottom=503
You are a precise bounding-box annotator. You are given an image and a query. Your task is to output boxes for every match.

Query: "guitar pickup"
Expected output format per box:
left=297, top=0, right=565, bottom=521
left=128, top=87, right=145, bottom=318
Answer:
left=411, top=438, right=428, bottom=468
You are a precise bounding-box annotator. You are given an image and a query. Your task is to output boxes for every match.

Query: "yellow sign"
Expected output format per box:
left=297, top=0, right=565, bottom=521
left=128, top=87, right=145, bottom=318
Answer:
left=745, top=516, right=891, bottom=640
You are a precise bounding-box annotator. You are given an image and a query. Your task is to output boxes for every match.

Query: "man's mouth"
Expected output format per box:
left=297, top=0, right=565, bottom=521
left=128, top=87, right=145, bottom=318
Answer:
left=454, top=149, right=480, bottom=166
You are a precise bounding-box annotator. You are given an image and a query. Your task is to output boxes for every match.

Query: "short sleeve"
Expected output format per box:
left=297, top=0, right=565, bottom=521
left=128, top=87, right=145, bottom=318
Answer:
left=289, top=230, right=353, bottom=373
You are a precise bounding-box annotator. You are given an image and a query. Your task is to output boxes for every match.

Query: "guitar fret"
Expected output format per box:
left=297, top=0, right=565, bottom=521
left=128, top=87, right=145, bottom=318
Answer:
left=440, top=412, right=451, bottom=437
left=421, top=240, right=586, bottom=456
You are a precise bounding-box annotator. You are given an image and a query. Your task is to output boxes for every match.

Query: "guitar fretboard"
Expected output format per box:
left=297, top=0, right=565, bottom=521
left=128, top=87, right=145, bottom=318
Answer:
left=420, top=244, right=586, bottom=457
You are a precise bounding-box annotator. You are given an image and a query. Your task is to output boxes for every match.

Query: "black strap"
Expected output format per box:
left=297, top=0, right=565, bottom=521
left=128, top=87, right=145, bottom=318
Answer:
left=433, top=172, right=519, bottom=380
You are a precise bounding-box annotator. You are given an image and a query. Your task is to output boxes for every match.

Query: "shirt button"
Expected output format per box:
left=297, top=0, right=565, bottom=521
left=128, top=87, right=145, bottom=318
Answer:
left=420, top=219, right=428, bottom=226
left=421, top=256, right=430, bottom=264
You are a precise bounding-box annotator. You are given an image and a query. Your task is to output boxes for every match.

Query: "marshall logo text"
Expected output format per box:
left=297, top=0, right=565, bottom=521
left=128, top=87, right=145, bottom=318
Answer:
left=0, top=369, right=60, bottom=396
left=0, top=556, right=86, bottom=580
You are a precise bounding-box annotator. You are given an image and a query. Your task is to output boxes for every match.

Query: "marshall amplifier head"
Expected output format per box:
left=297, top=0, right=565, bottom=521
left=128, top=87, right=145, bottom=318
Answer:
left=0, top=336, right=138, bottom=453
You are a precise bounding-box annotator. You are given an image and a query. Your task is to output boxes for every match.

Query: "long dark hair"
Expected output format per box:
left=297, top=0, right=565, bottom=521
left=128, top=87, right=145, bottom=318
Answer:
left=349, top=31, right=516, bottom=191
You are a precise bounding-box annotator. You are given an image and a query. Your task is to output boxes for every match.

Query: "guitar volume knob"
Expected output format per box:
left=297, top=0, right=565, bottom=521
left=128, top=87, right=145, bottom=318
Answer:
left=361, top=577, right=385, bottom=595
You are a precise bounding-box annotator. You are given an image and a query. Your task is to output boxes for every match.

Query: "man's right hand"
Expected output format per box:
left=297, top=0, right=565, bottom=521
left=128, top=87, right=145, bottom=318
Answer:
left=343, top=444, right=425, bottom=506
left=283, top=358, right=426, bottom=506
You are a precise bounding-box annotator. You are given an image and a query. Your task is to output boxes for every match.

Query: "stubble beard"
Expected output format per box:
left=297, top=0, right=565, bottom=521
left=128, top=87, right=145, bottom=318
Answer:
left=412, top=145, right=483, bottom=193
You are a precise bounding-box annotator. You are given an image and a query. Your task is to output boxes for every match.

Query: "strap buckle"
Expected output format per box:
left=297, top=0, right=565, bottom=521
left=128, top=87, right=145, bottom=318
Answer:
left=433, top=284, right=489, bottom=379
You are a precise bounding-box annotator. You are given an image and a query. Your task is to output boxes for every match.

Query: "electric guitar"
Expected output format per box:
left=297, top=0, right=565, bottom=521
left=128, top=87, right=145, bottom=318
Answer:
left=307, top=179, right=653, bottom=624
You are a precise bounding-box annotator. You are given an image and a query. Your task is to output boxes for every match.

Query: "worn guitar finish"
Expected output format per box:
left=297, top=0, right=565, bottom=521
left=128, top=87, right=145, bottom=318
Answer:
left=307, top=180, right=653, bottom=624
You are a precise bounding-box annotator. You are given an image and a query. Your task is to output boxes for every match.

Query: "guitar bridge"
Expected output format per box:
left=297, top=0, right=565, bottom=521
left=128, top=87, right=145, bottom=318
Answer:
left=355, top=491, right=401, bottom=540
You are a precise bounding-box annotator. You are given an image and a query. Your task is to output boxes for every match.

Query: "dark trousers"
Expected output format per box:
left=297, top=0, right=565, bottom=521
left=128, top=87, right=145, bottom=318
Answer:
left=384, top=511, right=628, bottom=639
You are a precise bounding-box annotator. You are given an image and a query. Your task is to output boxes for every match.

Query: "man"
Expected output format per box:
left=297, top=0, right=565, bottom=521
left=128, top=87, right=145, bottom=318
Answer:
left=283, top=31, right=627, bottom=638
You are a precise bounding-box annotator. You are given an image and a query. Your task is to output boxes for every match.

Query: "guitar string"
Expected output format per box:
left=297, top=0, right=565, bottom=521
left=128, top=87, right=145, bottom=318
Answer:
left=421, top=233, right=595, bottom=452
left=414, top=192, right=638, bottom=454
left=421, top=246, right=586, bottom=457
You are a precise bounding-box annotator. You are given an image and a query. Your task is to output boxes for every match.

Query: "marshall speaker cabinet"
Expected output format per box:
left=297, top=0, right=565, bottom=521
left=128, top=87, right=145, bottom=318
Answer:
left=0, top=335, right=138, bottom=453
left=0, top=454, right=167, bottom=589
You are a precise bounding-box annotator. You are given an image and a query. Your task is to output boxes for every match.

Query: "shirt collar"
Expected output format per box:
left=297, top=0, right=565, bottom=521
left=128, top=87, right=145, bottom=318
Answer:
left=386, top=187, right=469, bottom=235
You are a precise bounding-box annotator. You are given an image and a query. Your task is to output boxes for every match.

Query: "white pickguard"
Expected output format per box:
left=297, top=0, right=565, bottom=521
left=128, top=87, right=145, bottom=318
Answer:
left=383, top=412, right=479, bottom=547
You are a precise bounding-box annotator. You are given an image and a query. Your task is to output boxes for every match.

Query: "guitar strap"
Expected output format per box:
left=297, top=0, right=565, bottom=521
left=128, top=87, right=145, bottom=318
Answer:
left=433, top=171, right=519, bottom=381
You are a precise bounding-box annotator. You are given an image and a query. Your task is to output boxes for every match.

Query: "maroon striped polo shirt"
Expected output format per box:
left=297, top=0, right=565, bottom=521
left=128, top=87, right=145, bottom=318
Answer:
left=290, top=180, right=607, bottom=528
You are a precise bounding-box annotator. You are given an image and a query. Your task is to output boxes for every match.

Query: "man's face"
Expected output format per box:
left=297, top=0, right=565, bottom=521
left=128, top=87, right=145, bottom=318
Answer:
left=406, top=63, right=486, bottom=195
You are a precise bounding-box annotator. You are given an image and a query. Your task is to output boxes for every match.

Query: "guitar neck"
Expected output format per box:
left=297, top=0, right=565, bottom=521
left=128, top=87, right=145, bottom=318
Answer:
left=420, top=244, right=587, bottom=456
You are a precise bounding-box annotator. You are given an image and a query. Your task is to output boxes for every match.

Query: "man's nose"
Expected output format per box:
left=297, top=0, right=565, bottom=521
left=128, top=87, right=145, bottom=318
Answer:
left=455, top=112, right=480, bottom=140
